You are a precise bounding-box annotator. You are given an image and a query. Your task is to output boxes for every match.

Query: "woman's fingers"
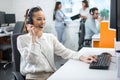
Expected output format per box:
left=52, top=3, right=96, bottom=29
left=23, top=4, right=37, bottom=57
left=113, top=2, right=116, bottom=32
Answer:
left=88, top=55, right=98, bottom=62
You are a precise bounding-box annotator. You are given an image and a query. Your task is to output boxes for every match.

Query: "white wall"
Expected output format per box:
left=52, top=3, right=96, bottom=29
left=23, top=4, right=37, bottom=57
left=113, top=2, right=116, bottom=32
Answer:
left=0, top=0, right=13, bottom=13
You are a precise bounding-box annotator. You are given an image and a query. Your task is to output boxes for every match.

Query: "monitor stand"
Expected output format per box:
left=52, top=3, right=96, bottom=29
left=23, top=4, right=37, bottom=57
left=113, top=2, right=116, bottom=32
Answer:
left=115, top=41, right=120, bottom=52
left=115, top=41, right=120, bottom=79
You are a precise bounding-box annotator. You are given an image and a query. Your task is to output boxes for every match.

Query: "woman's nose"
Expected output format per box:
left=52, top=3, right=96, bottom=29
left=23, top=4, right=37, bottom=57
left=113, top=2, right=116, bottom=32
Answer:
left=40, top=20, right=45, bottom=25
left=42, top=19, right=45, bottom=23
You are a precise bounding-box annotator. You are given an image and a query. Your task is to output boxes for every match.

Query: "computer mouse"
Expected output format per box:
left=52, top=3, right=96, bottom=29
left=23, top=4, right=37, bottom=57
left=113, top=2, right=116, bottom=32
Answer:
left=102, top=52, right=112, bottom=57
left=0, top=31, right=5, bottom=33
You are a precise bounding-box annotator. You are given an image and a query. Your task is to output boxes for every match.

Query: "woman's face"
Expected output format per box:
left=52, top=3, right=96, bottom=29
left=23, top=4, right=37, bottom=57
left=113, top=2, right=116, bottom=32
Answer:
left=58, top=4, right=62, bottom=9
left=82, top=2, right=86, bottom=8
left=32, top=11, right=46, bottom=31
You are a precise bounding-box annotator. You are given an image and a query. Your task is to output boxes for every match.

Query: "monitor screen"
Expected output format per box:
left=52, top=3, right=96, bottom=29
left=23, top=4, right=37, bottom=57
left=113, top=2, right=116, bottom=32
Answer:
left=110, top=0, right=117, bottom=29
left=110, top=0, right=120, bottom=41
left=0, top=11, right=5, bottom=26
left=117, top=0, right=120, bottom=27
left=116, top=0, right=120, bottom=41
left=5, top=14, right=16, bottom=25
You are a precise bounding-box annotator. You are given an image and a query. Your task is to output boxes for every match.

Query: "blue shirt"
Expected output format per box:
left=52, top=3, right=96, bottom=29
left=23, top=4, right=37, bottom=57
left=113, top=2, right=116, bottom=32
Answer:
left=85, top=16, right=99, bottom=39
left=55, top=10, right=65, bottom=27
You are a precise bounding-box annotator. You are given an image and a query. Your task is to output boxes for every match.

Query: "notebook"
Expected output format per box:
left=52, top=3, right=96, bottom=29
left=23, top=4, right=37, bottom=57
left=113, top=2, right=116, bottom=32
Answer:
left=70, top=14, right=80, bottom=20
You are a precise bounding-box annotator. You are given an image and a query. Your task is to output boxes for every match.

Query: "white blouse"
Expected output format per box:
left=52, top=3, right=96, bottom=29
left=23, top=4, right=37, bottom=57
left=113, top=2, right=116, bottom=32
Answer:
left=17, top=33, right=82, bottom=75
left=79, top=8, right=90, bottom=18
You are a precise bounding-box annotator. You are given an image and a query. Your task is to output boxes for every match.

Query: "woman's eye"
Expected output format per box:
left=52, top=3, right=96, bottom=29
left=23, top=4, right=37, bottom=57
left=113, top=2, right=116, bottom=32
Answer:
left=37, top=19, right=42, bottom=21
left=37, top=18, right=45, bottom=21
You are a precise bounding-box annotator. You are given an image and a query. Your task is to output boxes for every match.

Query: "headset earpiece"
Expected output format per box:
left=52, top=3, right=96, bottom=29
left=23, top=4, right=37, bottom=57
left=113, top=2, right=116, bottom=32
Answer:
left=27, top=16, right=33, bottom=24
left=90, top=9, right=94, bottom=15
left=26, top=9, right=33, bottom=24
left=90, top=11, right=93, bottom=15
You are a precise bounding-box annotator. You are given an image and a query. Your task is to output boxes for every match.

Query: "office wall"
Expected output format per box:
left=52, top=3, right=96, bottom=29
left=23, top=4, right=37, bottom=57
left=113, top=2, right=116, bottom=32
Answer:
left=0, top=0, right=14, bottom=13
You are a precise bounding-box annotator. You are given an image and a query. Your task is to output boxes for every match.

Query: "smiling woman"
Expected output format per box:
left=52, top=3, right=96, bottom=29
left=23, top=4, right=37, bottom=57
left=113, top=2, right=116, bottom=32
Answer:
left=17, top=6, right=98, bottom=80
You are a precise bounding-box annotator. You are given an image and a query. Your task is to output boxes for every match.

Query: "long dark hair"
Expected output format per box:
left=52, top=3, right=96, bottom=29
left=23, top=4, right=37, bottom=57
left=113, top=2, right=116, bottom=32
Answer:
left=23, top=7, right=42, bottom=33
left=53, top=1, right=61, bottom=20
left=82, top=0, right=89, bottom=8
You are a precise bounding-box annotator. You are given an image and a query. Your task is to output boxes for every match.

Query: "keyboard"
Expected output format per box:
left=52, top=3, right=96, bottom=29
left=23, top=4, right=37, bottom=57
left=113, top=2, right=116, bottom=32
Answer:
left=89, top=52, right=111, bottom=70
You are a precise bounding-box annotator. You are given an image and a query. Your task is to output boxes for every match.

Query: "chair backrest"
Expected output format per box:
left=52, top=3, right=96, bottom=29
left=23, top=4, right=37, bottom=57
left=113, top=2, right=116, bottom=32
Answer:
left=11, top=33, right=23, bottom=72
left=78, top=22, right=85, bottom=45
left=13, top=21, right=24, bottom=34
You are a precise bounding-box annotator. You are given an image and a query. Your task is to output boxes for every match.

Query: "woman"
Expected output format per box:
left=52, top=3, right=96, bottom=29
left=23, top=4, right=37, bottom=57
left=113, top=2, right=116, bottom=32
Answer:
left=17, top=6, right=97, bottom=80
left=79, top=0, right=89, bottom=21
left=53, top=1, right=66, bottom=44
left=78, top=0, right=90, bottom=50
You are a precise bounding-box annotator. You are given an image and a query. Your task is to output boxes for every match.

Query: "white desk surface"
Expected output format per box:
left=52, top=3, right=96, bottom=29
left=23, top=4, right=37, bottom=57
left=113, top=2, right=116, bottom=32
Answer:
left=48, top=47, right=118, bottom=80
left=0, top=32, right=12, bottom=37
left=92, top=33, right=100, bottom=41
left=0, top=26, right=13, bottom=37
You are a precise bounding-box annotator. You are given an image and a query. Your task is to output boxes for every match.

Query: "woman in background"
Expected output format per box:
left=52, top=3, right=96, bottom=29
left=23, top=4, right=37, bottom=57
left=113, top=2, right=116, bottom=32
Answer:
left=78, top=0, right=90, bottom=50
left=53, top=1, right=66, bottom=44
left=79, top=0, right=89, bottom=21
left=17, top=6, right=97, bottom=80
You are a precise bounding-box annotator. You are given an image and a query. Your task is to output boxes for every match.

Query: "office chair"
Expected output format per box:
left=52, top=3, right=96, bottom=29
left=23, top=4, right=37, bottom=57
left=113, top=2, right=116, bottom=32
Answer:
left=11, top=33, right=25, bottom=80
left=78, top=21, right=91, bottom=51
left=13, top=21, right=24, bottom=34
left=0, top=21, right=24, bottom=68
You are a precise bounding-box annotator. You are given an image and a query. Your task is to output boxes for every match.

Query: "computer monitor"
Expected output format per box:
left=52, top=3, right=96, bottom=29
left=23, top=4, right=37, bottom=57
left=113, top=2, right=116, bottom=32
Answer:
left=116, top=0, right=120, bottom=41
left=5, top=14, right=16, bottom=26
left=0, top=11, right=5, bottom=27
left=110, top=0, right=120, bottom=41
left=110, top=0, right=116, bottom=29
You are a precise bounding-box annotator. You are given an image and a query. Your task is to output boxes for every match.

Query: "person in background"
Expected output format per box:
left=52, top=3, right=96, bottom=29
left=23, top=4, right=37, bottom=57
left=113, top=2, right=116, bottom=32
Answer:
left=85, top=7, right=100, bottom=40
left=78, top=0, right=90, bottom=50
left=79, top=0, right=89, bottom=22
left=53, top=1, right=66, bottom=44
left=17, top=6, right=97, bottom=80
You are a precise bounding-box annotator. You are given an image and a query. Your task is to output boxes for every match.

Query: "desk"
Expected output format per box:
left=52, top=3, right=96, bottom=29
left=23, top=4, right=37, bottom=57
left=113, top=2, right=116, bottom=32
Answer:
left=0, top=32, right=12, bottom=37
left=48, top=47, right=118, bottom=80
left=0, top=31, right=12, bottom=59
left=0, top=26, right=13, bottom=37
left=92, top=33, right=100, bottom=47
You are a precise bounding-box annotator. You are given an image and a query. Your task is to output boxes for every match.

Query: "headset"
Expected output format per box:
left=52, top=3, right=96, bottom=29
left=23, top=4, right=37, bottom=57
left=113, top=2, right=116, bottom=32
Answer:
left=89, top=9, right=94, bottom=15
left=89, top=7, right=98, bottom=15
left=26, top=8, right=34, bottom=24
left=26, top=7, right=42, bottom=24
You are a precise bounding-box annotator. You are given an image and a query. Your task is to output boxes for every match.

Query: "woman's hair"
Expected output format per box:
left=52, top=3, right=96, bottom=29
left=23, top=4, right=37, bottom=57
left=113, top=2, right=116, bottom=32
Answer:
left=82, top=0, right=89, bottom=8
left=23, top=6, right=42, bottom=33
left=53, top=1, right=61, bottom=20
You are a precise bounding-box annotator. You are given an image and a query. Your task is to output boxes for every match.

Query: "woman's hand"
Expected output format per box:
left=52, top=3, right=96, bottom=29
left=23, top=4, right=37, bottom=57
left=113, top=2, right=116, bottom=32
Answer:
left=26, top=24, right=33, bottom=32
left=98, top=16, right=103, bottom=22
left=81, top=15, right=87, bottom=20
left=26, top=24, right=36, bottom=43
left=79, top=55, right=98, bottom=64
